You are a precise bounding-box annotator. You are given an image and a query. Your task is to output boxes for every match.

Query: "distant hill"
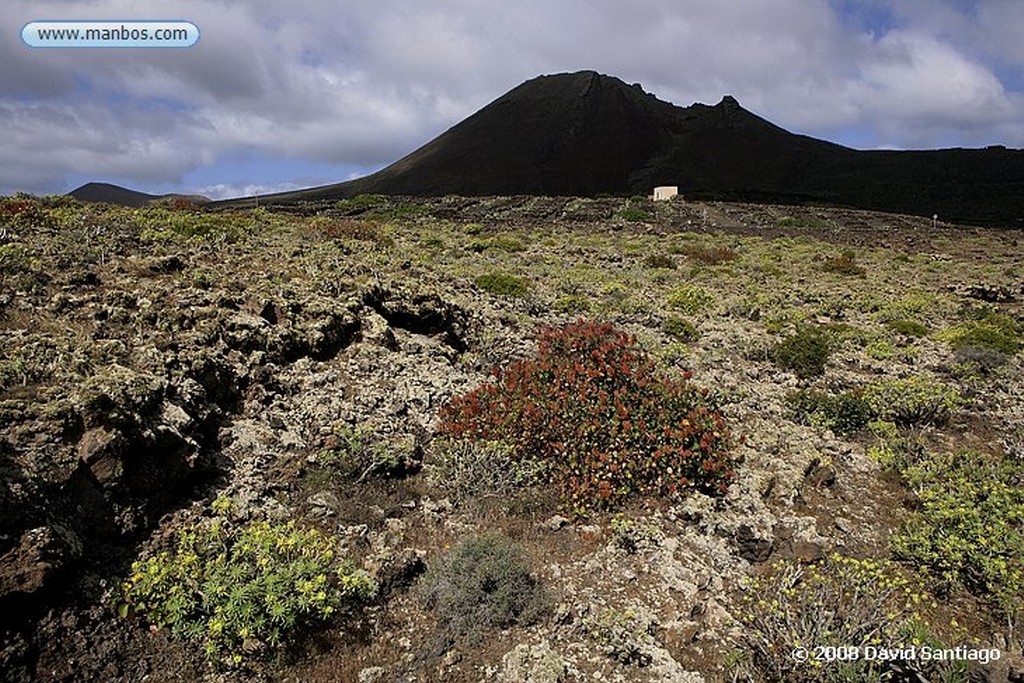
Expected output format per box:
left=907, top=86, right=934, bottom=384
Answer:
left=219, top=71, right=1024, bottom=227
left=68, top=182, right=209, bottom=208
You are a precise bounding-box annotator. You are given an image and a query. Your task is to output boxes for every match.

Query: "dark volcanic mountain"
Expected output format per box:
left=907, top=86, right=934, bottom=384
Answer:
left=68, top=182, right=209, bottom=208
left=236, top=71, right=1022, bottom=226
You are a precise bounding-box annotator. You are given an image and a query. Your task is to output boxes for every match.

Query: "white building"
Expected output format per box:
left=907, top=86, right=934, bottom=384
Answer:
left=653, top=186, right=678, bottom=201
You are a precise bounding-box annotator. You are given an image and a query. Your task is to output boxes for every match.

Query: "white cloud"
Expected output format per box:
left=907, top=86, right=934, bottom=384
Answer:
left=852, top=29, right=1016, bottom=146
left=193, top=181, right=306, bottom=201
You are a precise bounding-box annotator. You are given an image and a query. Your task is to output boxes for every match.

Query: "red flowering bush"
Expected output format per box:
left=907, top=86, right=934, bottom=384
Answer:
left=438, top=320, right=735, bottom=514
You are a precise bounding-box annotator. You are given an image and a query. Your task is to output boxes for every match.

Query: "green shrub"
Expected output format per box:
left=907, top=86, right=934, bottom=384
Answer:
left=475, top=271, right=529, bottom=297
left=892, top=450, right=1024, bottom=621
left=309, top=217, right=392, bottom=247
left=137, top=207, right=251, bottom=242
left=864, top=338, right=895, bottom=360
left=617, top=207, right=653, bottom=222
left=786, top=389, right=872, bottom=436
left=553, top=294, right=591, bottom=314
left=952, top=345, right=1010, bottom=376
left=886, top=318, right=928, bottom=338
left=119, top=516, right=376, bottom=667
left=425, top=438, right=549, bottom=505
left=438, top=320, right=735, bottom=515
left=772, top=326, right=831, bottom=379
left=311, top=425, right=417, bottom=484
left=866, top=421, right=930, bottom=474
left=821, top=250, right=865, bottom=277
left=862, top=376, right=961, bottom=427
left=670, top=242, right=738, bottom=265
left=777, top=214, right=829, bottom=229
left=334, top=194, right=387, bottom=213
left=950, top=325, right=1020, bottom=356
left=643, top=253, right=676, bottom=269
left=939, top=311, right=1021, bottom=356
left=331, top=194, right=424, bottom=220
left=0, top=243, right=35, bottom=274
left=0, top=196, right=53, bottom=230
left=610, top=514, right=662, bottom=555
left=737, top=555, right=941, bottom=683
left=417, top=534, right=549, bottom=644
left=0, top=243, right=48, bottom=291
left=666, top=285, right=715, bottom=315
left=583, top=606, right=656, bottom=666
left=663, top=316, right=700, bottom=342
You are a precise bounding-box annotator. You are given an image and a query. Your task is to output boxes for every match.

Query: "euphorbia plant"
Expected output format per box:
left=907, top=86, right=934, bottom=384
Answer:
left=439, top=320, right=735, bottom=514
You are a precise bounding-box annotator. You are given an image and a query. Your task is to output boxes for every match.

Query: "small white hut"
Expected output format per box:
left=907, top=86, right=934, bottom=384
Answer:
left=653, top=186, right=678, bottom=201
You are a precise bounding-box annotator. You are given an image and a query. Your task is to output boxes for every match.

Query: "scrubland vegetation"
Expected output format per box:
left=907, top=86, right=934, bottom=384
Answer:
left=0, top=193, right=1021, bottom=681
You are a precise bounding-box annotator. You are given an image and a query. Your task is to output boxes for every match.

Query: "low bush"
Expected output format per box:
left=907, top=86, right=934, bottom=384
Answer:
left=892, top=450, right=1024, bottom=622
left=617, top=207, right=653, bottom=222
left=610, top=514, right=662, bottom=555
left=886, top=318, right=929, bottom=338
left=777, top=214, right=830, bottom=229
left=643, top=253, right=676, bottom=269
left=736, top=555, right=954, bottom=683
left=136, top=207, right=251, bottom=243
left=663, top=316, right=700, bottom=342
left=310, top=217, right=392, bottom=246
left=582, top=606, right=656, bottom=666
left=821, top=250, right=866, bottom=277
left=866, top=420, right=928, bottom=473
left=0, top=243, right=48, bottom=291
left=553, top=294, right=591, bottom=313
left=939, top=310, right=1021, bottom=356
left=312, top=425, right=418, bottom=484
left=438, top=320, right=735, bottom=515
left=417, top=534, right=549, bottom=644
left=666, top=285, right=715, bottom=315
left=333, top=194, right=387, bottom=213
left=0, top=195, right=52, bottom=230
left=864, top=338, right=895, bottom=360
left=772, top=326, right=831, bottom=379
left=952, top=345, right=1010, bottom=376
left=425, top=438, right=549, bottom=505
left=475, top=271, right=529, bottom=297
left=0, top=243, right=35, bottom=274
left=670, top=242, right=738, bottom=266
left=786, top=389, right=872, bottom=436
left=119, top=516, right=376, bottom=667
left=862, top=376, right=961, bottom=427
left=950, top=324, right=1020, bottom=356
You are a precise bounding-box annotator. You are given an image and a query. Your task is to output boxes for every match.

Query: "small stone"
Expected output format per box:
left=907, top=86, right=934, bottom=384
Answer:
left=306, top=491, right=341, bottom=517
left=357, top=666, right=385, bottom=683
left=499, top=641, right=567, bottom=683
left=543, top=515, right=570, bottom=531
left=373, top=548, right=426, bottom=594
left=735, top=524, right=774, bottom=563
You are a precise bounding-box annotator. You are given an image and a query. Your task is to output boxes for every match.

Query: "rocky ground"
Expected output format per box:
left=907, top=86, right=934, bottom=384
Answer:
left=1, top=194, right=1022, bottom=682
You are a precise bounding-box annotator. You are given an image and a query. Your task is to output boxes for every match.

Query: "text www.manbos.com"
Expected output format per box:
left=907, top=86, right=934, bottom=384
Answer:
left=22, top=21, right=200, bottom=48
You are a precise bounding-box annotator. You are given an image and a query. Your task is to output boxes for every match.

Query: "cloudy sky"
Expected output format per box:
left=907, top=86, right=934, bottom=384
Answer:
left=4, top=0, right=1024, bottom=199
